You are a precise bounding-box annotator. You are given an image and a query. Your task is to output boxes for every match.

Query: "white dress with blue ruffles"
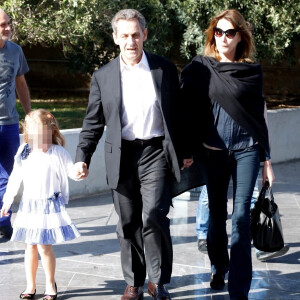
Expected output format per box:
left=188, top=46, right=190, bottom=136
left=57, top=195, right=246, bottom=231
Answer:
left=3, top=143, right=81, bottom=245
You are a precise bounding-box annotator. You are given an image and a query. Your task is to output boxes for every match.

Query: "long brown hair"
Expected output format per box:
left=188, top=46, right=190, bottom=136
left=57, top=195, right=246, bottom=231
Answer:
left=204, top=9, right=255, bottom=62
left=23, top=109, right=65, bottom=147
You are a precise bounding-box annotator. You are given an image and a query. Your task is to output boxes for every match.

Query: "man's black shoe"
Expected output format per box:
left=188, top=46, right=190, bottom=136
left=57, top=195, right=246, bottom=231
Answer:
left=210, top=272, right=225, bottom=290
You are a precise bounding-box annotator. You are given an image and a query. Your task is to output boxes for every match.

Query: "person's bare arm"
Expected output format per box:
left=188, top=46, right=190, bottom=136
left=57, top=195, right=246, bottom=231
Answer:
left=15, top=75, right=31, bottom=114
left=263, top=102, right=275, bottom=186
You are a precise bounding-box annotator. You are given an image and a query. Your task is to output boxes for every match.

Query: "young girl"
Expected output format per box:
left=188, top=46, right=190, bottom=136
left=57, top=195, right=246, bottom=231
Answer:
left=0, top=109, right=81, bottom=300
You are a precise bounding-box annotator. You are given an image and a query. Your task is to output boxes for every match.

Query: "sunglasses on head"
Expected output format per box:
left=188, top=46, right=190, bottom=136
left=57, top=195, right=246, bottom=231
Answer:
left=214, top=27, right=239, bottom=39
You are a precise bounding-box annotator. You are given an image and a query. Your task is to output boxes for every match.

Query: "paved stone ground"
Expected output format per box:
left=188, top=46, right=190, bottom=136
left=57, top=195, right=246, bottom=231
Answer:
left=1, top=160, right=299, bottom=300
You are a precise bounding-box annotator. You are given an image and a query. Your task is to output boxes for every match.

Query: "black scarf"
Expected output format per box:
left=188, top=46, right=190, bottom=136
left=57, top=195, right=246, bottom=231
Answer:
left=180, top=55, right=270, bottom=159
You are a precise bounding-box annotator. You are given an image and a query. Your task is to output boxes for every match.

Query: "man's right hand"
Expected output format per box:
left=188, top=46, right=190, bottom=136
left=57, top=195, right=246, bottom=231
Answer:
left=73, top=162, right=89, bottom=180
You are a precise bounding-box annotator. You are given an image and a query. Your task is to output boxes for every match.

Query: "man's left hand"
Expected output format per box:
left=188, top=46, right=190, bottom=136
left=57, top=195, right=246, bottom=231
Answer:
left=182, top=158, right=194, bottom=170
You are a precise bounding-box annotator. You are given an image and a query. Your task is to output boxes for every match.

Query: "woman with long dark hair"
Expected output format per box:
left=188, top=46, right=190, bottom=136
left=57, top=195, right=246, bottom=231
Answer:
left=180, top=9, right=275, bottom=300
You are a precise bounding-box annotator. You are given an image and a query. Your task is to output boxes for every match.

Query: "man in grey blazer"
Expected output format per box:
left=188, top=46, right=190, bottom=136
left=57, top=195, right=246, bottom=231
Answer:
left=74, top=9, right=181, bottom=300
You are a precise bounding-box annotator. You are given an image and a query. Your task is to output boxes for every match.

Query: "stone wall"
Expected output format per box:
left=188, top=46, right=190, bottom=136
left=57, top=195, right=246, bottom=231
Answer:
left=15, top=108, right=300, bottom=201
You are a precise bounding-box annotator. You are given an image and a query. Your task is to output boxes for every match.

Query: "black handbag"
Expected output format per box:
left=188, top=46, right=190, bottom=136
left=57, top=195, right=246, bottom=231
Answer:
left=250, top=181, right=285, bottom=252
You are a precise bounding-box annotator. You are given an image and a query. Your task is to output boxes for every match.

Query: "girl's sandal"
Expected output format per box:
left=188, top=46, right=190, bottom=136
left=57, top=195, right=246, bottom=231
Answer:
left=20, top=289, right=36, bottom=299
left=43, top=283, right=57, bottom=300
left=43, top=295, right=57, bottom=300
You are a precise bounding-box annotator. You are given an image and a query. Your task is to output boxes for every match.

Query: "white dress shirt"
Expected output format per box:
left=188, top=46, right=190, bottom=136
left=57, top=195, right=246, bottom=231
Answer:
left=120, top=51, right=164, bottom=141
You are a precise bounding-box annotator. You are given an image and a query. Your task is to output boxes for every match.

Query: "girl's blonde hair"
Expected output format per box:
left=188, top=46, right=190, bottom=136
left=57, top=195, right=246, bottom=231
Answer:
left=204, top=9, right=255, bottom=62
left=23, top=109, right=65, bottom=147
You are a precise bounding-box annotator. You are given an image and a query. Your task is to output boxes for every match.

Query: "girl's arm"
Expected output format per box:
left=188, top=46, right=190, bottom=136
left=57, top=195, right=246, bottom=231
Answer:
left=0, top=155, right=23, bottom=217
left=1, top=202, right=13, bottom=217
left=64, top=151, right=79, bottom=181
left=57, top=146, right=83, bottom=204
left=63, top=149, right=88, bottom=181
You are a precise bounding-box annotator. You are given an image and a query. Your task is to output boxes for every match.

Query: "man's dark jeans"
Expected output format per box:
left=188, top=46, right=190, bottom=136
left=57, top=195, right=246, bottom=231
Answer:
left=0, top=124, right=20, bottom=227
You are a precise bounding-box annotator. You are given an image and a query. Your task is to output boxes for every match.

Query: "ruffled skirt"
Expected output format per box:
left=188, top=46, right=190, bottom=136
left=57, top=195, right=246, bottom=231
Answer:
left=11, top=193, right=80, bottom=244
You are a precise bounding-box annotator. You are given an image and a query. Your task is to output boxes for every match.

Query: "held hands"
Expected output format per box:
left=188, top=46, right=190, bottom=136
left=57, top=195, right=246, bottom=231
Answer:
left=262, top=160, right=275, bottom=187
left=182, top=158, right=194, bottom=170
left=73, top=162, right=89, bottom=180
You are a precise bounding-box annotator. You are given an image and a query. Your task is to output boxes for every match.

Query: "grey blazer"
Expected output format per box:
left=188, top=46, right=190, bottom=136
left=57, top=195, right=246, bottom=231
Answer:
left=75, top=51, right=181, bottom=189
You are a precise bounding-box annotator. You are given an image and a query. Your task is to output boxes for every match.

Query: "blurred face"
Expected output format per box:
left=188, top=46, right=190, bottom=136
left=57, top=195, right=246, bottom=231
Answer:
left=113, top=18, right=148, bottom=66
left=27, top=121, right=52, bottom=152
left=0, top=11, right=11, bottom=44
left=214, top=18, right=241, bottom=62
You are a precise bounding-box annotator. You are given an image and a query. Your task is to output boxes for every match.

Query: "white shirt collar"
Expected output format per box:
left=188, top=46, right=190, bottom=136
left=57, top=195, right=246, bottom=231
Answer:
left=120, top=51, right=149, bottom=72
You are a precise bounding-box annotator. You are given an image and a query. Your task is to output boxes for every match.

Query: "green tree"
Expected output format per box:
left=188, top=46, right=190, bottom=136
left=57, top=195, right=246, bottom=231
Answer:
left=1, top=0, right=299, bottom=72
left=1, top=0, right=176, bottom=73
left=169, top=0, right=300, bottom=63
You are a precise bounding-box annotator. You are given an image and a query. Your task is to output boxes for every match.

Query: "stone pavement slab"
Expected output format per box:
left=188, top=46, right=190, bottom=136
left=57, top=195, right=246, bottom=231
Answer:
left=1, top=160, right=300, bottom=299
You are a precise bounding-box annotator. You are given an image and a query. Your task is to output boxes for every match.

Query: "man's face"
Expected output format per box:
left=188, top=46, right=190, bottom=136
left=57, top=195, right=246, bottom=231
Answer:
left=0, top=11, right=11, bottom=41
left=113, top=18, right=147, bottom=66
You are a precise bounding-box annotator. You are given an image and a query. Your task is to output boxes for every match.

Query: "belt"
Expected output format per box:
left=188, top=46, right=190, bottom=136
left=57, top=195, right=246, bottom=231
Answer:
left=122, top=136, right=164, bottom=147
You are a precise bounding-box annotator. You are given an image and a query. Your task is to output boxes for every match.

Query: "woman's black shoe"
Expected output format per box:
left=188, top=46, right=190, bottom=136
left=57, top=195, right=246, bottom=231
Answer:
left=210, top=272, right=225, bottom=290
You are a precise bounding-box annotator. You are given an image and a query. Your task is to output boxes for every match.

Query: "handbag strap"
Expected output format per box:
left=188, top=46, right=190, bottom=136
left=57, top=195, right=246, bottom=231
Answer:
left=269, top=186, right=274, bottom=202
left=257, top=180, right=269, bottom=206
left=264, top=180, right=275, bottom=202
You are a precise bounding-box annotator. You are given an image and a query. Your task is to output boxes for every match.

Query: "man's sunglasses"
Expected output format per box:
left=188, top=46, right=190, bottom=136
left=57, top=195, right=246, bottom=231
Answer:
left=214, top=27, right=239, bottom=39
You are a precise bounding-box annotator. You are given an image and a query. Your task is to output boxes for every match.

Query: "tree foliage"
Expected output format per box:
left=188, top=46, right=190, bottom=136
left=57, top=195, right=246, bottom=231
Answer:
left=1, top=0, right=299, bottom=73
left=1, top=0, right=175, bottom=73
left=169, top=0, right=300, bottom=63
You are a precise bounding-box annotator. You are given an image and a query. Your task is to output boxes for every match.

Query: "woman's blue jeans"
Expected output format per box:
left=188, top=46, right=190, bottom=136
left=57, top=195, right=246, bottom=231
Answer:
left=0, top=124, right=20, bottom=227
left=204, top=144, right=260, bottom=299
